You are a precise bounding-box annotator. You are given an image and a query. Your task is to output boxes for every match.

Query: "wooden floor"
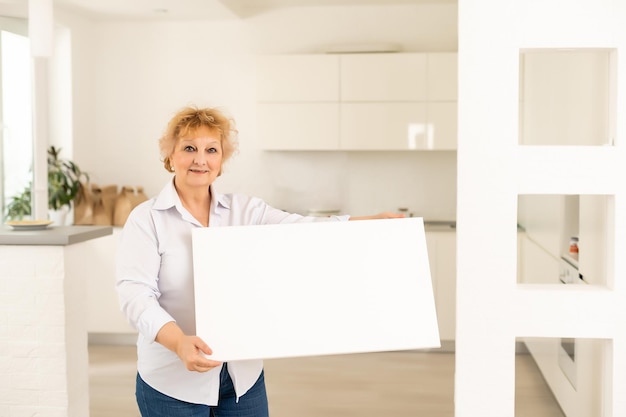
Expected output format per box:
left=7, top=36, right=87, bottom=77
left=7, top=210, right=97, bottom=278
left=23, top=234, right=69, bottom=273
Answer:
left=88, top=345, right=565, bottom=417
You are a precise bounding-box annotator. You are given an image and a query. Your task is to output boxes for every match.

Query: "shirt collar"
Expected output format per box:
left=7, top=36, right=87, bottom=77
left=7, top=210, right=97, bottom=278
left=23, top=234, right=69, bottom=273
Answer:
left=153, top=177, right=231, bottom=212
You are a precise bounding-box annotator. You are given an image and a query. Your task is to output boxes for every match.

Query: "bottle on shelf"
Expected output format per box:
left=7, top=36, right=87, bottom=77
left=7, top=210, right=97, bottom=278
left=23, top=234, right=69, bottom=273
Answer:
left=569, top=236, right=579, bottom=260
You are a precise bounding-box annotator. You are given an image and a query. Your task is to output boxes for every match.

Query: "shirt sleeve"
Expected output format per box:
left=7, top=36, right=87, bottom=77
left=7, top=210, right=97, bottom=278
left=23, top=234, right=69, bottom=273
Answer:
left=115, top=205, right=175, bottom=342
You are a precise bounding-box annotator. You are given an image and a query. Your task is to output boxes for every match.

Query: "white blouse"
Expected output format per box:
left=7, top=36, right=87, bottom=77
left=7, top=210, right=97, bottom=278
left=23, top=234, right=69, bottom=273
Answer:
left=116, top=178, right=348, bottom=405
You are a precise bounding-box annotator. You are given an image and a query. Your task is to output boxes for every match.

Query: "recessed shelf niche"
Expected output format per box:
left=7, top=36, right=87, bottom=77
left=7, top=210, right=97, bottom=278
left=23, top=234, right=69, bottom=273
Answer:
left=519, top=48, right=616, bottom=146
left=517, top=194, right=612, bottom=287
left=516, top=336, right=607, bottom=417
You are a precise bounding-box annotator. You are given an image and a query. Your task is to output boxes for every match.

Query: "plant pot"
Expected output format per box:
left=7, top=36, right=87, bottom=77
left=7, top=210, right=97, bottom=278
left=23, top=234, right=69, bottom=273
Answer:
left=49, top=206, right=69, bottom=226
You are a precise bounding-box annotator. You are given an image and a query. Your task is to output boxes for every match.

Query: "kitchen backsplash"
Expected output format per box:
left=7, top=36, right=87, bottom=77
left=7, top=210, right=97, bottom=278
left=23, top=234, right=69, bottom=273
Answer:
left=217, top=150, right=457, bottom=220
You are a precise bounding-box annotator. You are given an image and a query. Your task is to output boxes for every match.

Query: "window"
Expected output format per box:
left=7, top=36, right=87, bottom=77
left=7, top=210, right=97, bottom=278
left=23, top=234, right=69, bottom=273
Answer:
left=0, top=16, right=32, bottom=218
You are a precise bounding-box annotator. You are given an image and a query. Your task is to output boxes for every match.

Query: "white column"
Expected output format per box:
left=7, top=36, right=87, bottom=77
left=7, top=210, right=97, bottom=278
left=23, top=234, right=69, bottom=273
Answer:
left=31, top=57, right=49, bottom=220
left=28, top=0, right=54, bottom=220
left=456, top=0, right=626, bottom=416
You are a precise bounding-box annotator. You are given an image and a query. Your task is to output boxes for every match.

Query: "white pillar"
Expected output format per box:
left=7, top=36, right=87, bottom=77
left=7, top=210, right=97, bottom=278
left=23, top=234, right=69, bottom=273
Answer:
left=28, top=0, right=54, bottom=220
left=456, top=0, right=626, bottom=415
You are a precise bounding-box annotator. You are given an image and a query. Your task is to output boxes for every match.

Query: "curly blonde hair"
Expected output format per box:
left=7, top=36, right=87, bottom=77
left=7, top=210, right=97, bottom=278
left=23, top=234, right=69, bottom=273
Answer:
left=159, top=106, right=239, bottom=173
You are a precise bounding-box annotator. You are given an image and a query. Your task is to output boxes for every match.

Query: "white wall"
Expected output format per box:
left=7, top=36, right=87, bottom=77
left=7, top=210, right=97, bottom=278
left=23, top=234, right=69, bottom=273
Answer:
left=59, top=3, right=458, bottom=218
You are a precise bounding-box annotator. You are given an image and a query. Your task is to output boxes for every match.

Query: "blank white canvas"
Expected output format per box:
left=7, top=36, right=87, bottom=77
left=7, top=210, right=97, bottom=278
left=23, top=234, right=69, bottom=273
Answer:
left=192, top=217, right=439, bottom=361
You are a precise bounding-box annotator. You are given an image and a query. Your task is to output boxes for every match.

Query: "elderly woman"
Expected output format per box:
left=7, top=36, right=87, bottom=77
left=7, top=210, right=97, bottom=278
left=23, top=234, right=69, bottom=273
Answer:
left=116, top=106, right=402, bottom=417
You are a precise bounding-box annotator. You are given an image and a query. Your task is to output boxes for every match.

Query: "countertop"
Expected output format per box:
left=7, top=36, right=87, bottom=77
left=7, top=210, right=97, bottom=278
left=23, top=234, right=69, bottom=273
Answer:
left=424, top=220, right=456, bottom=232
left=0, top=220, right=456, bottom=245
left=423, top=221, right=525, bottom=232
left=0, top=225, right=113, bottom=246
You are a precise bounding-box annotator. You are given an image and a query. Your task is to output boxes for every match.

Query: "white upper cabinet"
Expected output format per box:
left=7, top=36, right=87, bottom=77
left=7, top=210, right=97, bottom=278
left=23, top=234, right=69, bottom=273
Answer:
left=256, top=52, right=457, bottom=150
left=427, top=53, right=458, bottom=101
left=257, top=103, right=340, bottom=150
left=427, top=102, right=457, bottom=150
left=340, top=103, right=427, bottom=150
left=340, top=53, right=427, bottom=101
left=425, top=53, right=458, bottom=150
left=257, top=54, right=340, bottom=102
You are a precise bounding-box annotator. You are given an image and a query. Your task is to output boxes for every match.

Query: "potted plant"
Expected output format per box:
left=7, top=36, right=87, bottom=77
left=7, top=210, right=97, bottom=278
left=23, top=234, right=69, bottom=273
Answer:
left=4, top=146, right=89, bottom=224
left=4, top=187, right=32, bottom=220
left=47, top=145, right=89, bottom=213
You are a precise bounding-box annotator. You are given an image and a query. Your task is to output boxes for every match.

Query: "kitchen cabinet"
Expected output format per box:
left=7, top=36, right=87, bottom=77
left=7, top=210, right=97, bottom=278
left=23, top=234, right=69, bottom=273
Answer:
left=434, top=231, right=456, bottom=341
left=256, top=54, right=339, bottom=102
left=340, top=102, right=456, bottom=151
left=425, top=230, right=456, bottom=342
left=340, top=53, right=427, bottom=101
left=256, top=53, right=341, bottom=150
left=427, top=52, right=457, bottom=101
left=425, top=52, right=457, bottom=150
left=84, top=228, right=136, bottom=335
left=256, top=52, right=457, bottom=151
left=340, top=102, right=427, bottom=150
left=426, top=102, right=457, bottom=150
left=257, top=103, right=340, bottom=150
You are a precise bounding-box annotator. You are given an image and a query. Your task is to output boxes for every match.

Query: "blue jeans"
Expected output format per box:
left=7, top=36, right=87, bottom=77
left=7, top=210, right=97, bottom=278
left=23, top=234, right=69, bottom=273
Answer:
left=135, top=364, right=269, bottom=417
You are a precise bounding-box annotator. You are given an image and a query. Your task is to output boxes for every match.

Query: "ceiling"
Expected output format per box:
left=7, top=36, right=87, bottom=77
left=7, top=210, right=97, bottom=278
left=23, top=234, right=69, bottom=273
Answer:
left=0, top=0, right=454, bottom=21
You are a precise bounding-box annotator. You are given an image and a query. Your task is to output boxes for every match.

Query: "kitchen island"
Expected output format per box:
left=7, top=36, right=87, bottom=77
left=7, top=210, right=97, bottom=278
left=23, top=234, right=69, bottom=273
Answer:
left=0, top=225, right=113, bottom=417
left=0, top=224, right=111, bottom=245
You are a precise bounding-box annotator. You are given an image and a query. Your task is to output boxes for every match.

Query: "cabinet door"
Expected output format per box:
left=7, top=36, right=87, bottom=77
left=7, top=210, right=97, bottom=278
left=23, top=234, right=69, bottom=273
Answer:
left=427, top=102, right=457, bottom=150
left=340, top=53, right=427, bottom=101
left=258, top=103, right=340, bottom=150
left=340, top=102, right=427, bottom=150
left=86, top=229, right=136, bottom=334
left=436, top=232, right=456, bottom=341
left=257, top=54, right=340, bottom=102
left=426, top=232, right=438, bottom=314
left=427, top=53, right=458, bottom=101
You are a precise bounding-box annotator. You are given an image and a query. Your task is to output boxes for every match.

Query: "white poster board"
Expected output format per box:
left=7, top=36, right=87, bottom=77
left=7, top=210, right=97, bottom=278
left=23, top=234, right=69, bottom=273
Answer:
left=192, top=217, right=439, bottom=361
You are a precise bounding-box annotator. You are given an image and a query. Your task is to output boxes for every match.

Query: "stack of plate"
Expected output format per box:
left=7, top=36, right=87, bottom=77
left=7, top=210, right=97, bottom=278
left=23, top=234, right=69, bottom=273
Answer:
left=5, top=220, right=54, bottom=230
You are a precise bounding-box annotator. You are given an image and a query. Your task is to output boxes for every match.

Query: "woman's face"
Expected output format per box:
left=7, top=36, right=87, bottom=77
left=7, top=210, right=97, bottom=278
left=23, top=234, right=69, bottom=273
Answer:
left=170, top=126, right=223, bottom=191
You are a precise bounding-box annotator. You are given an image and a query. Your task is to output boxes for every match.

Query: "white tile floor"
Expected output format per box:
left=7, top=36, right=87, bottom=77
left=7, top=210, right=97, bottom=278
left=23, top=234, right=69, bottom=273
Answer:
left=88, top=345, right=564, bottom=417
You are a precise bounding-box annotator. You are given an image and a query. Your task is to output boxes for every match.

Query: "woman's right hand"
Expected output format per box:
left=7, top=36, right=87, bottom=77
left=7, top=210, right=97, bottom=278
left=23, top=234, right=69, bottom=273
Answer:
left=156, top=321, right=222, bottom=373
left=175, top=335, right=222, bottom=372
